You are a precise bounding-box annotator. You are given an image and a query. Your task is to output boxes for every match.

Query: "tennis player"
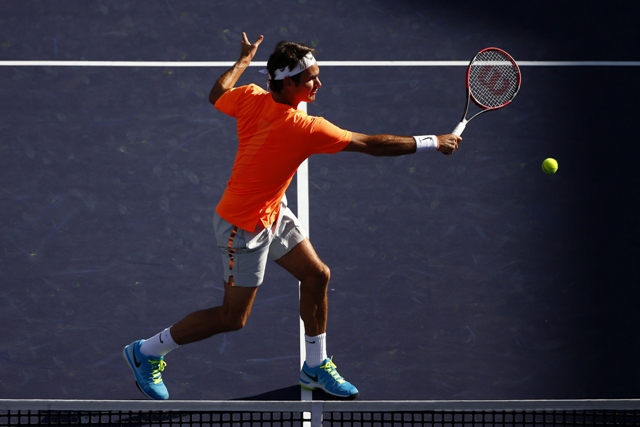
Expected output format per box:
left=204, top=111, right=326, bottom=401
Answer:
left=124, top=33, right=461, bottom=400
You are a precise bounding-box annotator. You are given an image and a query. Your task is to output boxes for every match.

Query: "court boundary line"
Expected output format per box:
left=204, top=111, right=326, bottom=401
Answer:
left=1, top=60, right=640, bottom=67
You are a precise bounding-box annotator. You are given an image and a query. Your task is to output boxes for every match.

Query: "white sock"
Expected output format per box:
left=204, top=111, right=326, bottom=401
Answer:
left=139, top=327, right=179, bottom=357
left=305, top=333, right=327, bottom=368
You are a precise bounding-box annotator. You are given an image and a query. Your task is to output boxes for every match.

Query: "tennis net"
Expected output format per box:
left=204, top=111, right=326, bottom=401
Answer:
left=2, top=399, right=640, bottom=426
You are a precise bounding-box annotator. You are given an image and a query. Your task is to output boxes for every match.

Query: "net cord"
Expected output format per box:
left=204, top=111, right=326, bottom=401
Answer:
left=2, top=399, right=640, bottom=412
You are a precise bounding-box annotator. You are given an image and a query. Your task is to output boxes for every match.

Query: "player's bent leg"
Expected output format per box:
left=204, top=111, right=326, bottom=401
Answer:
left=275, top=239, right=329, bottom=336
left=123, top=280, right=258, bottom=399
left=275, top=239, right=359, bottom=400
left=170, top=279, right=259, bottom=345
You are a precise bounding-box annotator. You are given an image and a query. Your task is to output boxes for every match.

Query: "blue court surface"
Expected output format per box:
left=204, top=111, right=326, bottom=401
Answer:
left=1, top=0, right=640, bottom=403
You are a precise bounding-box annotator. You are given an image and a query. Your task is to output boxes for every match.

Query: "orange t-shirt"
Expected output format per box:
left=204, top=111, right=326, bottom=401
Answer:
left=214, top=84, right=352, bottom=232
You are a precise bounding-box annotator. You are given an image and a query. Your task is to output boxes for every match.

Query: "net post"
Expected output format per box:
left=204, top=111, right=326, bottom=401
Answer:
left=311, top=401, right=324, bottom=427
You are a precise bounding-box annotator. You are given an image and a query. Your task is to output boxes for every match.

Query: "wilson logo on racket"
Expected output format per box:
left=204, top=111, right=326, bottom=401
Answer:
left=453, top=47, right=521, bottom=136
left=477, top=66, right=511, bottom=98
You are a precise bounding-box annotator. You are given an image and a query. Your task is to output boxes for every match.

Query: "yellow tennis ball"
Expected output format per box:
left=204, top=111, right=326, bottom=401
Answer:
left=542, top=158, right=558, bottom=174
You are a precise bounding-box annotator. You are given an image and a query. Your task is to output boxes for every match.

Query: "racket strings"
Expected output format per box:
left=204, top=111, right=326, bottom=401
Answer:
left=469, top=50, right=520, bottom=108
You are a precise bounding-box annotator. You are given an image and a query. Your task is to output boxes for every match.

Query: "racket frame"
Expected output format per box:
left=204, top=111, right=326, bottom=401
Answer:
left=452, top=47, right=521, bottom=136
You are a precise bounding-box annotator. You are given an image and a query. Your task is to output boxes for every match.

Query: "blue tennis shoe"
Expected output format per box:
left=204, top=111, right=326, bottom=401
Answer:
left=123, top=340, right=169, bottom=400
left=299, top=357, right=359, bottom=400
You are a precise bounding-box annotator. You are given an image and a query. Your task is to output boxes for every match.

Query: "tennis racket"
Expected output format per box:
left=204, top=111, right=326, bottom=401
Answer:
left=452, top=47, right=521, bottom=136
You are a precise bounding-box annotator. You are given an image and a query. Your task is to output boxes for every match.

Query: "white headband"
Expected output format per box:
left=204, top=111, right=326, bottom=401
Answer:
left=261, top=52, right=317, bottom=81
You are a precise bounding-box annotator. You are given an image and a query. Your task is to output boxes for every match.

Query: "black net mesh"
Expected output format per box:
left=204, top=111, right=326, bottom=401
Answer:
left=3, top=401, right=640, bottom=427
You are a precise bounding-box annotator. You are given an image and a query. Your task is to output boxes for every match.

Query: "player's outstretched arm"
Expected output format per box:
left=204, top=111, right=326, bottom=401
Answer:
left=343, top=133, right=461, bottom=156
left=209, top=32, right=264, bottom=106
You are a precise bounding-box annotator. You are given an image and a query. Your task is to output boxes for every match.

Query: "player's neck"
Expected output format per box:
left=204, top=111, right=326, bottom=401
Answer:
left=271, top=92, right=299, bottom=109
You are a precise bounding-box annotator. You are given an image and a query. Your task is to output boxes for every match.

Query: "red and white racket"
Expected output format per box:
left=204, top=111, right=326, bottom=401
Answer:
left=452, top=47, right=521, bottom=136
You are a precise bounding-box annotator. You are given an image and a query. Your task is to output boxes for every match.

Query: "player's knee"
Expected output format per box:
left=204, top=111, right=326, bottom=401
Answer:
left=218, top=306, right=251, bottom=332
left=222, top=314, right=249, bottom=332
left=229, top=319, right=248, bottom=332
left=317, top=263, right=330, bottom=284
left=305, top=263, right=330, bottom=287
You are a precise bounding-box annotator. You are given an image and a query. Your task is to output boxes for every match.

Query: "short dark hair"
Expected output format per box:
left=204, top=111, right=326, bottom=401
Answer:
left=266, top=41, right=316, bottom=93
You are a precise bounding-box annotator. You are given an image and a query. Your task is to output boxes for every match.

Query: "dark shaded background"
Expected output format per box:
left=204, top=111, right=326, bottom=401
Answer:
left=1, top=0, right=639, bottom=400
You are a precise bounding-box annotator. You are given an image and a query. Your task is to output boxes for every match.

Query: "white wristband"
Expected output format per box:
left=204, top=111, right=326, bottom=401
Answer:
left=413, top=135, right=438, bottom=152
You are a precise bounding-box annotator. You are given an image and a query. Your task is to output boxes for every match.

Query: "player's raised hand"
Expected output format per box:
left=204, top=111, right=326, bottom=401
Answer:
left=239, top=32, right=264, bottom=64
left=209, top=33, right=264, bottom=105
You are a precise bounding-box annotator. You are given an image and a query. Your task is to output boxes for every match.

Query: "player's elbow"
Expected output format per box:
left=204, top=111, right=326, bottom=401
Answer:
left=209, top=85, right=227, bottom=106
left=343, top=144, right=380, bottom=156
left=208, top=91, right=219, bottom=106
left=342, top=133, right=383, bottom=156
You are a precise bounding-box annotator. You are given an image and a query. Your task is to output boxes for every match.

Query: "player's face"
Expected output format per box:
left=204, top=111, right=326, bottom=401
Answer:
left=295, top=64, right=322, bottom=103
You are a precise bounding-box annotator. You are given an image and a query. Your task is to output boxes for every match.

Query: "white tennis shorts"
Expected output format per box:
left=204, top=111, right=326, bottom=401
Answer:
left=213, top=196, right=308, bottom=287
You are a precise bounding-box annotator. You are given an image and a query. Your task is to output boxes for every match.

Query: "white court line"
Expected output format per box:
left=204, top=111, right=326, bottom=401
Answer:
left=296, top=102, right=313, bottom=406
left=1, top=60, right=640, bottom=67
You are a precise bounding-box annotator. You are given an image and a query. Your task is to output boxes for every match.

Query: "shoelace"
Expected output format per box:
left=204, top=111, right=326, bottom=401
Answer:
left=320, top=357, right=345, bottom=385
left=149, top=359, right=167, bottom=385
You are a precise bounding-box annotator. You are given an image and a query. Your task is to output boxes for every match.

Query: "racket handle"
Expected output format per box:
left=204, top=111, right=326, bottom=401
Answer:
left=452, top=120, right=467, bottom=136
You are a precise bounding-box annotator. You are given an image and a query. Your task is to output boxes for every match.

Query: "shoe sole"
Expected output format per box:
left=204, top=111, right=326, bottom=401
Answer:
left=299, top=379, right=359, bottom=400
